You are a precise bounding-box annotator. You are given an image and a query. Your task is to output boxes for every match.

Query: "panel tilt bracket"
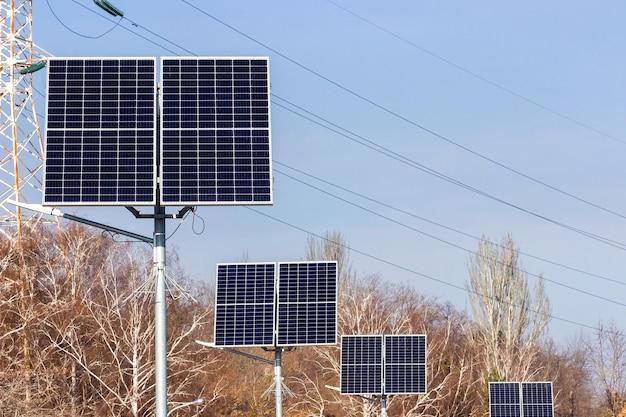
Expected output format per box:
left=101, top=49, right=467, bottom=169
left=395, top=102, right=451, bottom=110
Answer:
left=126, top=206, right=194, bottom=219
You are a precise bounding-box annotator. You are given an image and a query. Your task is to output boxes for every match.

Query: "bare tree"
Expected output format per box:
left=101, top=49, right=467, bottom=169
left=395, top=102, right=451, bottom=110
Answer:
left=465, top=234, right=551, bottom=382
left=305, top=230, right=353, bottom=293
left=0, top=224, right=80, bottom=416
left=389, top=289, right=483, bottom=417
left=540, top=335, right=594, bottom=417
left=41, top=242, right=217, bottom=416
left=586, top=321, right=626, bottom=417
left=0, top=222, right=220, bottom=416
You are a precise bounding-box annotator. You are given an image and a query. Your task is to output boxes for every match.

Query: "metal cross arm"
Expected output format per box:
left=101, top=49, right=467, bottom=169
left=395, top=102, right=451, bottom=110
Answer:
left=7, top=200, right=152, bottom=243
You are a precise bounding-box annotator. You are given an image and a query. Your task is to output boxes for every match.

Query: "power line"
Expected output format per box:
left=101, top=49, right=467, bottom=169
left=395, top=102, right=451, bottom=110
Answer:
left=272, top=97, right=626, bottom=251
left=71, top=0, right=626, bottom=250
left=181, top=0, right=626, bottom=223
left=324, top=0, right=626, bottom=147
left=273, top=166, right=626, bottom=307
left=246, top=206, right=602, bottom=333
left=274, top=160, right=626, bottom=288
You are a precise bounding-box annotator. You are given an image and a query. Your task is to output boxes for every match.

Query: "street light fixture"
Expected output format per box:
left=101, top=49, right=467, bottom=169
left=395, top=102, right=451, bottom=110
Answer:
left=166, top=398, right=204, bottom=417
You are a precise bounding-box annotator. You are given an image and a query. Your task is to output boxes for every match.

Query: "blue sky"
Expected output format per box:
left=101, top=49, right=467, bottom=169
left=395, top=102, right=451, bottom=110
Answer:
left=29, top=0, right=626, bottom=342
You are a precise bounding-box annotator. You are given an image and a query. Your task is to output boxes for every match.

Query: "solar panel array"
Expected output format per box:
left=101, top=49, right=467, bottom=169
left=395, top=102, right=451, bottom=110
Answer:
left=214, top=261, right=337, bottom=348
left=340, top=334, right=427, bottom=395
left=489, top=382, right=553, bottom=417
left=160, top=57, right=272, bottom=205
left=44, top=58, right=157, bottom=205
left=43, top=56, right=272, bottom=207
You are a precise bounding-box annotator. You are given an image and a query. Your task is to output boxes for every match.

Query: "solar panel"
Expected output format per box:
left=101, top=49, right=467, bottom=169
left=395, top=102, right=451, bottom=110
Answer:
left=276, top=262, right=337, bottom=346
left=43, top=58, right=157, bottom=205
left=384, top=335, right=427, bottom=394
left=340, top=335, right=383, bottom=395
left=522, top=382, right=554, bottom=417
left=340, top=334, right=427, bottom=395
left=213, top=261, right=337, bottom=348
left=490, top=382, right=521, bottom=417
left=489, top=382, right=553, bottom=417
left=214, top=263, right=276, bottom=347
left=160, top=57, right=273, bottom=206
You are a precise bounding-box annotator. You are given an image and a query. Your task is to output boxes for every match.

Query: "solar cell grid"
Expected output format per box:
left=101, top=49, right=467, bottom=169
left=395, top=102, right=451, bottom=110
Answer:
left=522, top=383, right=554, bottom=417
left=213, top=261, right=337, bottom=348
left=340, top=335, right=383, bottom=395
left=214, top=263, right=276, bottom=347
left=43, top=57, right=156, bottom=206
left=384, top=335, right=427, bottom=394
left=491, top=404, right=521, bottom=417
left=489, top=382, right=553, bottom=417
left=522, top=382, right=552, bottom=404
left=340, top=334, right=427, bottom=395
left=160, top=57, right=272, bottom=206
left=522, top=404, right=553, bottom=417
left=490, top=382, right=520, bottom=405
left=276, top=262, right=337, bottom=346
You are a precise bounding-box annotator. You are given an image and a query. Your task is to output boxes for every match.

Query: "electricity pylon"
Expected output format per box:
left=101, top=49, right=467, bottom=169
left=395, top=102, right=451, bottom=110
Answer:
left=0, top=0, right=48, bottom=237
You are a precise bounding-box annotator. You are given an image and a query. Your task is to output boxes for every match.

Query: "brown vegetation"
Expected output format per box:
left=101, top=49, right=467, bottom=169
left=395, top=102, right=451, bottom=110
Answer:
left=0, top=225, right=619, bottom=416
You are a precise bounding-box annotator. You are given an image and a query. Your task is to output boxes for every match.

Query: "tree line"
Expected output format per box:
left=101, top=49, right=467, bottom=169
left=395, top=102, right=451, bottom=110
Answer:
left=0, top=224, right=624, bottom=416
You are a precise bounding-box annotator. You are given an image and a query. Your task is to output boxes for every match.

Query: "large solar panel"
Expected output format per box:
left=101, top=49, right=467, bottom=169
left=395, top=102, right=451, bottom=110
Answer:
left=276, top=262, right=337, bottom=346
left=43, top=58, right=157, bottom=205
left=384, top=335, right=427, bottom=394
left=213, top=261, right=337, bottom=348
left=160, top=57, right=272, bottom=205
left=489, top=382, right=553, bottom=417
left=340, top=334, right=427, bottom=395
left=214, top=263, right=276, bottom=347
left=341, top=335, right=383, bottom=395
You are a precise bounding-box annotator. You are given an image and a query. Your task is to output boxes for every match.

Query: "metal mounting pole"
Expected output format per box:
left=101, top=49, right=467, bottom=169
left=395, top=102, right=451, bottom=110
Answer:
left=275, top=347, right=283, bottom=417
left=154, top=205, right=167, bottom=417
left=381, top=394, right=388, bottom=417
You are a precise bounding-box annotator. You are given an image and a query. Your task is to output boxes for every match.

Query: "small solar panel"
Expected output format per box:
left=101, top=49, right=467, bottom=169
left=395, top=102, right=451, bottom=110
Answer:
left=214, top=263, right=276, bottom=347
left=341, top=335, right=383, bottom=395
left=490, top=382, right=521, bottom=417
left=384, top=335, right=427, bottom=394
left=43, top=58, right=157, bottom=205
left=341, top=334, right=427, bottom=395
left=213, top=261, right=337, bottom=348
left=276, top=262, right=337, bottom=346
left=489, top=382, right=553, bottom=417
left=522, top=382, right=554, bottom=417
left=160, top=57, right=272, bottom=206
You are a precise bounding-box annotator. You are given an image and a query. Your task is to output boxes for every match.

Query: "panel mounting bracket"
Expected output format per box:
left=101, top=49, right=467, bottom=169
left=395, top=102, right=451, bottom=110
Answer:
left=126, top=206, right=194, bottom=219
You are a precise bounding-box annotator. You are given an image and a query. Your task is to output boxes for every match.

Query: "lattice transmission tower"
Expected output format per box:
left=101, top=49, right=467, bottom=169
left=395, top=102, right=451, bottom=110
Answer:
left=0, top=0, right=48, bottom=236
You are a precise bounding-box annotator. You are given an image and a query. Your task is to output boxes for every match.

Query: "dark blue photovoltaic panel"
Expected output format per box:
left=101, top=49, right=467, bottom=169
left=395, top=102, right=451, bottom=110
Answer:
left=522, top=383, right=554, bottom=417
left=43, top=58, right=156, bottom=205
left=490, top=382, right=521, bottom=417
left=490, top=382, right=520, bottom=404
left=341, top=335, right=383, bottom=395
left=276, top=262, right=337, bottom=346
left=160, top=57, right=272, bottom=206
left=491, top=404, right=522, bottom=417
left=214, top=263, right=276, bottom=347
left=384, top=335, right=427, bottom=394
left=490, top=382, right=553, bottom=417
